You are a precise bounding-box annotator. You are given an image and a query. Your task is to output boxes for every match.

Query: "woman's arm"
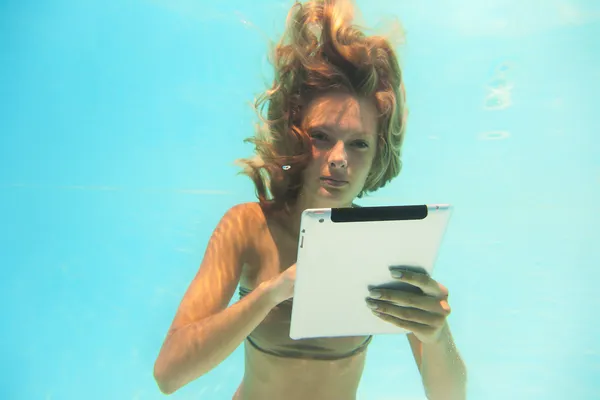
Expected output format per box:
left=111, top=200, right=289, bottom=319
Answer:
left=418, top=324, right=467, bottom=400
left=153, top=203, right=278, bottom=395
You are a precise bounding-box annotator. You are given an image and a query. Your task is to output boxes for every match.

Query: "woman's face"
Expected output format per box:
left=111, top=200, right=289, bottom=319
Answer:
left=299, top=92, right=379, bottom=208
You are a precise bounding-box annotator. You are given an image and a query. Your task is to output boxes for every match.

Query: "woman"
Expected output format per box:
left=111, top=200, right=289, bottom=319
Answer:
left=153, top=1, right=467, bottom=399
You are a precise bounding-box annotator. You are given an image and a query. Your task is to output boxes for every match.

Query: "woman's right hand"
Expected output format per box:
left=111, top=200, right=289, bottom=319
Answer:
left=264, top=263, right=296, bottom=305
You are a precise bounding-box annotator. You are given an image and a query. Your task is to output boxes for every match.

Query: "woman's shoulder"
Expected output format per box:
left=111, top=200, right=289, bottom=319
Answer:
left=216, top=203, right=268, bottom=256
left=225, top=201, right=360, bottom=224
left=223, top=202, right=267, bottom=225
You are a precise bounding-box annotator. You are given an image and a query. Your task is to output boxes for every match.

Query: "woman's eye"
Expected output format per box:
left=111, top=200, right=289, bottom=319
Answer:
left=310, top=131, right=327, bottom=140
left=353, top=140, right=369, bottom=149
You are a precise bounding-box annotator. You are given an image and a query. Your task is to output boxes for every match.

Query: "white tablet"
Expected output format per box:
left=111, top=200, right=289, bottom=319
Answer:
left=289, top=204, right=453, bottom=340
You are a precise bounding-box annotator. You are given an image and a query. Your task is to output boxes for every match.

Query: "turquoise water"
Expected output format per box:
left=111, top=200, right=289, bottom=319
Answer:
left=1, top=0, right=599, bottom=399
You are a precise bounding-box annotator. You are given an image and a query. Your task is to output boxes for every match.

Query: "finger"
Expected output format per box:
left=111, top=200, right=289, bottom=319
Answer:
left=371, top=310, right=436, bottom=334
left=367, top=299, right=448, bottom=326
left=390, top=268, right=448, bottom=298
left=368, top=289, right=451, bottom=316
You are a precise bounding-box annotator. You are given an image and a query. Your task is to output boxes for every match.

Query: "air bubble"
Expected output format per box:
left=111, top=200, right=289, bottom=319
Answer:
left=478, top=131, right=511, bottom=141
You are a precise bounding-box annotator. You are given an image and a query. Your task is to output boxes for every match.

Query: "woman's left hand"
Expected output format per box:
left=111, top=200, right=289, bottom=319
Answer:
left=366, top=267, right=451, bottom=344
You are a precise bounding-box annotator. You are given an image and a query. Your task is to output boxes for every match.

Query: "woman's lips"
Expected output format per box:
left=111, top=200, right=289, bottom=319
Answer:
left=320, top=177, right=348, bottom=187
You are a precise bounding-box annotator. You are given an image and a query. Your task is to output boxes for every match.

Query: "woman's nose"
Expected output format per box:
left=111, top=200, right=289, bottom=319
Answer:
left=328, top=141, right=348, bottom=168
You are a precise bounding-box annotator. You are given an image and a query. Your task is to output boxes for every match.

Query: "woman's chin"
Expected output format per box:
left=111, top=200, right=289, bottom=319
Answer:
left=314, top=187, right=352, bottom=207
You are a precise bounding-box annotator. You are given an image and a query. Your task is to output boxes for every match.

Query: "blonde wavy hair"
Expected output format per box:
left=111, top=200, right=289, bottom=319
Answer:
left=236, top=0, right=408, bottom=210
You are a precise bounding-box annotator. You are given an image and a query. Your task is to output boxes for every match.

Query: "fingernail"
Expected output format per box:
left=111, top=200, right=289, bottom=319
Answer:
left=365, top=299, right=379, bottom=309
left=391, top=270, right=403, bottom=278
left=441, top=300, right=450, bottom=311
left=369, top=290, right=382, bottom=299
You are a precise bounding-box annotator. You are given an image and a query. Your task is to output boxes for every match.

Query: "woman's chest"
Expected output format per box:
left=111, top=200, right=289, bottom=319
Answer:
left=240, top=219, right=298, bottom=289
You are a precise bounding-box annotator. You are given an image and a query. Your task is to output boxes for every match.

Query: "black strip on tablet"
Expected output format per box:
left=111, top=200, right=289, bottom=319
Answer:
left=331, top=205, right=428, bottom=223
